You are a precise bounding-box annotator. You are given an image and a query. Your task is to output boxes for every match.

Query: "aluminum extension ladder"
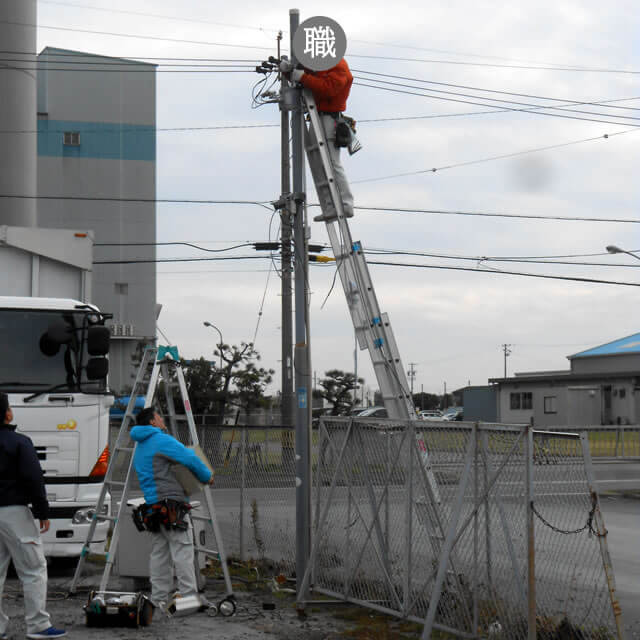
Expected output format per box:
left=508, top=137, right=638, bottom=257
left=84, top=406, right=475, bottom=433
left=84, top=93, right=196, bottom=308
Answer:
left=301, top=89, right=441, bottom=501
left=69, top=345, right=235, bottom=607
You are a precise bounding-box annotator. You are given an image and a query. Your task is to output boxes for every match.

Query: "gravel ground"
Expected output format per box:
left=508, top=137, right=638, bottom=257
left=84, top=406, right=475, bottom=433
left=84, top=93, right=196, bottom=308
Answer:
left=1, top=560, right=413, bottom=640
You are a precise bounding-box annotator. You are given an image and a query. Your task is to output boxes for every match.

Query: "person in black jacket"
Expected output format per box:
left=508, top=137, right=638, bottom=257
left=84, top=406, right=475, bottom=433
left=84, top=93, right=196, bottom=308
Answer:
left=0, top=392, right=66, bottom=639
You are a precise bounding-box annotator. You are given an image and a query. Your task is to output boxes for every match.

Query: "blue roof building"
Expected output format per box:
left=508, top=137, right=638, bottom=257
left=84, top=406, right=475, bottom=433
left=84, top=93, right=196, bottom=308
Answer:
left=488, top=332, right=640, bottom=427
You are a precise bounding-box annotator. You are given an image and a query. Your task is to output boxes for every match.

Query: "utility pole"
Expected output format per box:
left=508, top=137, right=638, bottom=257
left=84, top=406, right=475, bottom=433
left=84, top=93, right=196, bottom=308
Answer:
left=289, top=8, right=311, bottom=601
left=502, top=343, right=512, bottom=378
left=407, top=362, right=417, bottom=397
left=354, top=330, right=358, bottom=406
left=278, top=29, right=295, bottom=429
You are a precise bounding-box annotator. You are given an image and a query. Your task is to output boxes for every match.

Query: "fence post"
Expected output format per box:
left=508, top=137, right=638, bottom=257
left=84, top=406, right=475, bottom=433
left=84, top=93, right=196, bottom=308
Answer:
left=525, top=423, right=536, bottom=640
left=482, top=430, right=492, bottom=598
left=580, top=432, right=624, bottom=639
left=239, top=427, right=246, bottom=561
left=473, top=423, right=479, bottom=633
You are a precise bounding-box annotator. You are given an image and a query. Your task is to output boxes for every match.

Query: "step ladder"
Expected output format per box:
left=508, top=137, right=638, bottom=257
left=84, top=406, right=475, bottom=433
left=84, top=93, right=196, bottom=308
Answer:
left=301, top=89, right=441, bottom=502
left=69, top=345, right=235, bottom=607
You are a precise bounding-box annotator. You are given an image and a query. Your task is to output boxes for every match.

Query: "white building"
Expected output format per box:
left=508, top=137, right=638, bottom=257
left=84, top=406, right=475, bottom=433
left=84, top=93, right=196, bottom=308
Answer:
left=490, top=333, right=640, bottom=426
left=37, top=48, right=157, bottom=393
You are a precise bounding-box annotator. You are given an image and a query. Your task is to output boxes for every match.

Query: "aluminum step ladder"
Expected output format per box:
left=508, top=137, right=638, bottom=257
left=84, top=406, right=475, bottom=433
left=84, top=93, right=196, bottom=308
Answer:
left=301, top=89, right=441, bottom=502
left=69, top=345, right=235, bottom=606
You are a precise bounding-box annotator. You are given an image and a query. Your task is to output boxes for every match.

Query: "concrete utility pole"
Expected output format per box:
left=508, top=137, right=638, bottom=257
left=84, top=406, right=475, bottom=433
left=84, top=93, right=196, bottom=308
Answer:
left=407, top=362, right=417, bottom=397
left=502, top=343, right=512, bottom=378
left=278, top=30, right=295, bottom=429
left=289, top=8, right=312, bottom=601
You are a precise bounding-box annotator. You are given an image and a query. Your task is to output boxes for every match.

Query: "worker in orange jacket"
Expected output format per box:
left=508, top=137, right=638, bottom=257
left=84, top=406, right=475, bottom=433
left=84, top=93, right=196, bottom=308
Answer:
left=287, top=58, right=355, bottom=222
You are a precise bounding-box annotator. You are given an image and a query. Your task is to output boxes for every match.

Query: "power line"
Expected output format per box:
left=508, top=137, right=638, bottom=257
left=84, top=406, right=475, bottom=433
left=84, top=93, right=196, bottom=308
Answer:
left=352, top=205, right=640, bottom=224
left=1, top=20, right=274, bottom=51
left=353, top=78, right=640, bottom=128
left=38, top=0, right=281, bottom=34
left=348, top=52, right=639, bottom=75
left=351, top=128, right=637, bottom=185
left=353, top=70, right=640, bottom=112
left=103, top=253, right=640, bottom=287
left=365, top=260, right=640, bottom=287
left=36, top=1, right=633, bottom=74
left=0, top=123, right=279, bottom=134
left=2, top=194, right=637, bottom=225
left=95, top=241, right=254, bottom=252
left=0, top=50, right=261, bottom=62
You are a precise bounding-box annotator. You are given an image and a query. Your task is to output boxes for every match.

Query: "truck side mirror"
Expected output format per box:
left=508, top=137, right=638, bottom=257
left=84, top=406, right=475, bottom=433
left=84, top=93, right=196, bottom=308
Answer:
left=86, top=357, right=109, bottom=380
left=87, top=325, right=110, bottom=355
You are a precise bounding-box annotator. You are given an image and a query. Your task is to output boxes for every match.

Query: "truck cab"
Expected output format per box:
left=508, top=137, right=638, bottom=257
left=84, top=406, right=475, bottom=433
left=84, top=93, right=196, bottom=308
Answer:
left=0, top=296, right=112, bottom=556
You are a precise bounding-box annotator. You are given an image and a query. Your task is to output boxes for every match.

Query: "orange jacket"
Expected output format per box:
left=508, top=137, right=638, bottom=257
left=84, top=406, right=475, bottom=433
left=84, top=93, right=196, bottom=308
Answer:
left=299, top=58, right=353, bottom=113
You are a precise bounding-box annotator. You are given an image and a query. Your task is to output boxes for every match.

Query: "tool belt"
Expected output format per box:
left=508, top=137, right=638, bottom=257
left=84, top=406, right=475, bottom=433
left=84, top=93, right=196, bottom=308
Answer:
left=132, top=500, right=192, bottom=533
left=333, top=114, right=357, bottom=148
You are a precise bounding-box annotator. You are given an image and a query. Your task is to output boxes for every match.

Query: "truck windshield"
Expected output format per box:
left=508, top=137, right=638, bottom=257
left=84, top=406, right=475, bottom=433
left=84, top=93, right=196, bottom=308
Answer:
left=0, top=309, right=90, bottom=392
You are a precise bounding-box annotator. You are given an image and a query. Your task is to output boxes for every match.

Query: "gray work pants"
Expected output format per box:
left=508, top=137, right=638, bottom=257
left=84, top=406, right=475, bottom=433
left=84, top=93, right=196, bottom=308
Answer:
left=149, top=522, right=198, bottom=604
left=0, top=506, right=51, bottom=635
left=308, top=114, right=354, bottom=218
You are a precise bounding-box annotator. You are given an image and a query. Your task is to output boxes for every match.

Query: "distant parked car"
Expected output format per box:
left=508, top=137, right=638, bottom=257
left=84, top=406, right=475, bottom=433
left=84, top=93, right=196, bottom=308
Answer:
left=443, top=407, right=464, bottom=421
left=354, top=406, right=388, bottom=418
left=419, top=410, right=444, bottom=421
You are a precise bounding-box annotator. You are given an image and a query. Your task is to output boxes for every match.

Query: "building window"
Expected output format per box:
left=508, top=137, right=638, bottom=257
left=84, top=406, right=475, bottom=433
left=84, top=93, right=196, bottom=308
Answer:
left=114, top=282, right=128, bottom=295
left=544, top=396, right=557, bottom=414
left=63, top=131, right=81, bottom=146
left=619, top=388, right=626, bottom=399
left=510, top=391, right=532, bottom=411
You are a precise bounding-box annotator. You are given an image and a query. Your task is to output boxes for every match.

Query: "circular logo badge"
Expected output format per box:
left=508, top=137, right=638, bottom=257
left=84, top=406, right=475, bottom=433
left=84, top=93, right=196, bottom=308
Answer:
left=292, top=16, right=347, bottom=72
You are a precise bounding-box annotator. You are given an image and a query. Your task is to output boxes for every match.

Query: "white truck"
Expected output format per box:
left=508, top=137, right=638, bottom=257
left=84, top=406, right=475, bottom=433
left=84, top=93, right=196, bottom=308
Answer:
left=1, top=226, right=114, bottom=556
left=0, top=296, right=113, bottom=556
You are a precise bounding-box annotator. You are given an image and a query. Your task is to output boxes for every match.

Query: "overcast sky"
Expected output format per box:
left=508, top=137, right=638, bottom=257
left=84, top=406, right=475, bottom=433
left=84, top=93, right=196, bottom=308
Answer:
left=37, top=0, right=639, bottom=399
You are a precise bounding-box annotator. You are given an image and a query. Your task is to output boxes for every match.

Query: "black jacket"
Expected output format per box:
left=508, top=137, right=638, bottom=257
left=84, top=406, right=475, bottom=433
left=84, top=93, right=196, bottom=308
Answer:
left=0, top=424, right=49, bottom=520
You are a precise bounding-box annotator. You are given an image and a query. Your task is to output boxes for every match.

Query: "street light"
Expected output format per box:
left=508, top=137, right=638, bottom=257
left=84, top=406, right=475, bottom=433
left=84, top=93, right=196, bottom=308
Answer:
left=203, top=321, right=224, bottom=369
left=606, top=245, right=640, bottom=262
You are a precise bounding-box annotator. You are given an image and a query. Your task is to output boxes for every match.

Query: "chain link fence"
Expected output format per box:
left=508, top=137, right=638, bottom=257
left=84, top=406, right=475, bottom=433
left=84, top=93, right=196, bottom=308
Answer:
left=108, top=415, right=622, bottom=637
left=302, top=418, right=622, bottom=639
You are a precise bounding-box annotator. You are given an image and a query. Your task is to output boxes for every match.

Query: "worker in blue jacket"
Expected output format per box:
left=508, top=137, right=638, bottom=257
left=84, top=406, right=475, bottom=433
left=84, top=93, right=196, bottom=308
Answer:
left=0, top=392, right=66, bottom=639
left=130, top=407, right=213, bottom=611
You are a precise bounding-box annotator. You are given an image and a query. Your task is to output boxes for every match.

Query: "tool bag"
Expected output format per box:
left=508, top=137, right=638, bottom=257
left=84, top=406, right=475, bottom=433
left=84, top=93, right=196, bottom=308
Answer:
left=334, top=114, right=357, bottom=148
left=132, top=499, right=192, bottom=533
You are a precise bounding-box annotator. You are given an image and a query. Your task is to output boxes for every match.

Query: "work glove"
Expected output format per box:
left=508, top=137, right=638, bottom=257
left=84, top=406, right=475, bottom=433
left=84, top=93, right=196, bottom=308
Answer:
left=291, top=68, right=304, bottom=83
left=279, top=58, right=293, bottom=73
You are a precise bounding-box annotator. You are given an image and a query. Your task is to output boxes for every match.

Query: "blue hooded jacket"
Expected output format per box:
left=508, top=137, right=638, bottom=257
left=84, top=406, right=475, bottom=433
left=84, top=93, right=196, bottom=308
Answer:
left=130, top=425, right=212, bottom=504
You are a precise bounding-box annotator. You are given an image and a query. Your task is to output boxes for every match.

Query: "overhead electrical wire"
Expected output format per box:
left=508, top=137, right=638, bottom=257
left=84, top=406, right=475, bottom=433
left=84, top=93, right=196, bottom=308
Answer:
left=0, top=20, right=274, bottom=52
left=353, top=69, right=640, bottom=114
left=1, top=194, right=637, bottom=225
left=348, top=52, right=639, bottom=75
left=37, top=0, right=635, bottom=74
left=38, top=0, right=281, bottom=34
left=365, top=260, right=640, bottom=287
left=352, top=78, right=640, bottom=128
left=3, top=17, right=637, bottom=74
left=350, top=128, right=637, bottom=185
left=93, top=253, right=640, bottom=288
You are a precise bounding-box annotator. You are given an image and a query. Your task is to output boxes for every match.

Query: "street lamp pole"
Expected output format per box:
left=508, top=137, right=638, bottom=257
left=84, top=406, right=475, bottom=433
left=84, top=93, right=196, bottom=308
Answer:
left=203, top=321, right=224, bottom=369
left=606, top=245, right=640, bottom=262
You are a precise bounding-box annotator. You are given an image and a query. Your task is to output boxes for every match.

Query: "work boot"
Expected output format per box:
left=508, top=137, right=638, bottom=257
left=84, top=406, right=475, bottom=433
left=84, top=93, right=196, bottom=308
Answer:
left=313, top=208, right=354, bottom=222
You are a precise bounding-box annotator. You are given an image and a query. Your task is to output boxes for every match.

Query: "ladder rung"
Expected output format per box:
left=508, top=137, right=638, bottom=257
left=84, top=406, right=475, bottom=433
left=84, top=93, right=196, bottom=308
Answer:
left=190, top=515, right=211, bottom=522
left=107, top=481, right=126, bottom=487
left=194, top=546, right=220, bottom=557
left=115, top=447, right=134, bottom=453
left=96, top=514, right=117, bottom=522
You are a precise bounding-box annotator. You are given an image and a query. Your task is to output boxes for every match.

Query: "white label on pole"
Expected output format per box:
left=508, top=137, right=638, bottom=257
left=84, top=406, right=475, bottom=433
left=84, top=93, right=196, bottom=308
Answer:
left=295, top=477, right=302, bottom=487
